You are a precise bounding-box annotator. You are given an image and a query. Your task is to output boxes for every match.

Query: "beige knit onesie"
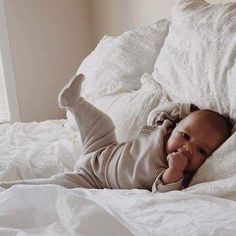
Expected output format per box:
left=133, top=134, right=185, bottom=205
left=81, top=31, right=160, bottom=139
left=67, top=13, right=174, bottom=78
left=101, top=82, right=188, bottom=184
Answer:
left=0, top=74, right=192, bottom=192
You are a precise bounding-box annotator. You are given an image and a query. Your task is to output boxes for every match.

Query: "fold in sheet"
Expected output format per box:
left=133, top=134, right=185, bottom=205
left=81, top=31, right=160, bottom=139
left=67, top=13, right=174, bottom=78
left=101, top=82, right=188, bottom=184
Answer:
left=0, top=186, right=236, bottom=235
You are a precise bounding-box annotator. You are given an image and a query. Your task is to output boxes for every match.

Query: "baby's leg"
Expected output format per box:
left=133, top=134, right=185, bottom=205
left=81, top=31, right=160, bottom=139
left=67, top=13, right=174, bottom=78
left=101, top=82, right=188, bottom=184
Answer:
left=58, top=74, right=117, bottom=154
left=0, top=171, right=102, bottom=189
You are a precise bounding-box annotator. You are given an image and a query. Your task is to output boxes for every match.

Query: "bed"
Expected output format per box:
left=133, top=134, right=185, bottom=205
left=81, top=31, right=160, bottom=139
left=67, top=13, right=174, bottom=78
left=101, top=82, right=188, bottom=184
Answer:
left=1, top=0, right=236, bottom=235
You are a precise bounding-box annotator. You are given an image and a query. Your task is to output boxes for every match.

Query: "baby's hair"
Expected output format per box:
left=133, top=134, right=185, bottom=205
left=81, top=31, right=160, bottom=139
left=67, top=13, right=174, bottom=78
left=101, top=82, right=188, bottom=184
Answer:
left=195, top=109, right=232, bottom=139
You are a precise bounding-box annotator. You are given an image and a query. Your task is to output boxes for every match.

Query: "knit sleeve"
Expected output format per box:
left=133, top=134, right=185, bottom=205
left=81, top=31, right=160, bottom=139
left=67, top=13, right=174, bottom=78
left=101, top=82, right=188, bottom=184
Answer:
left=152, top=170, right=183, bottom=193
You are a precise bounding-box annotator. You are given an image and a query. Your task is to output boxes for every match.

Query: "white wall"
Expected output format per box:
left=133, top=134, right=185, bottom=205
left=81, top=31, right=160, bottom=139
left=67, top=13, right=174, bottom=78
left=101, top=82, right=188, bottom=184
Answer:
left=91, top=0, right=236, bottom=45
left=3, top=0, right=236, bottom=122
left=91, top=0, right=176, bottom=44
left=4, top=0, right=93, bottom=122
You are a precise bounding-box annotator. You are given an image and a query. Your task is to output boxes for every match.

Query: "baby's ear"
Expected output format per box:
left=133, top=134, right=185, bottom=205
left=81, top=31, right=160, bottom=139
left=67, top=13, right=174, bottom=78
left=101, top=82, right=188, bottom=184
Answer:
left=190, top=104, right=199, bottom=112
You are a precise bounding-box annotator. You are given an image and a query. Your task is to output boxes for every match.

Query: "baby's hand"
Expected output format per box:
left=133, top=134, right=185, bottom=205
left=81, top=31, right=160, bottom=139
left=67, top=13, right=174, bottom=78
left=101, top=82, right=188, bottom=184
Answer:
left=162, top=152, right=189, bottom=185
left=167, top=152, right=189, bottom=172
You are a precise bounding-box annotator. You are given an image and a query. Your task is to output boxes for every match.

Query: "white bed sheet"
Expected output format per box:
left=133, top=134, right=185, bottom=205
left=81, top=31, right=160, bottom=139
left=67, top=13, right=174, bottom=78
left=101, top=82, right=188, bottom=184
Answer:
left=0, top=120, right=82, bottom=181
left=1, top=118, right=236, bottom=235
left=0, top=186, right=236, bottom=236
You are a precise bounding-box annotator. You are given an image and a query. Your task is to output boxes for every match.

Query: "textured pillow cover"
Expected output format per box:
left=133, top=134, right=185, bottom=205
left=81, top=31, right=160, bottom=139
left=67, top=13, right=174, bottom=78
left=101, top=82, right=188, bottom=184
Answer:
left=67, top=74, right=170, bottom=142
left=151, top=0, right=236, bottom=186
left=77, top=19, right=170, bottom=101
left=153, top=0, right=236, bottom=120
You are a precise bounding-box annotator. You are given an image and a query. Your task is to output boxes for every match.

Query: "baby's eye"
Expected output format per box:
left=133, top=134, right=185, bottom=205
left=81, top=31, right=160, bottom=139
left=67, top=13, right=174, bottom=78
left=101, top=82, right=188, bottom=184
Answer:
left=180, top=132, right=190, bottom=140
left=198, top=148, right=207, bottom=156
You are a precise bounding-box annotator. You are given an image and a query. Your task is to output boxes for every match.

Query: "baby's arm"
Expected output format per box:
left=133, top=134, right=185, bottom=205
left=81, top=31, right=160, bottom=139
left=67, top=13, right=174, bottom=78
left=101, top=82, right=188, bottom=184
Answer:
left=152, top=153, right=189, bottom=193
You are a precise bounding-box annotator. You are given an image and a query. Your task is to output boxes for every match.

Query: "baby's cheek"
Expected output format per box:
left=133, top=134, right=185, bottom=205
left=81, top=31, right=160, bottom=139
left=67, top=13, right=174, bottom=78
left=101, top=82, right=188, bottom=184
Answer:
left=189, top=157, right=205, bottom=172
left=165, top=140, right=174, bottom=154
left=166, top=135, right=180, bottom=154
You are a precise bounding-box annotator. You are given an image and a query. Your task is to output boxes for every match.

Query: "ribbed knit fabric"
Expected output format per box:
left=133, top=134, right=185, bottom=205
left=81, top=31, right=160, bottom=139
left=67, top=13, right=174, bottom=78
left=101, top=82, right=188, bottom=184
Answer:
left=0, top=172, right=97, bottom=189
left=0, top=74, right=192, bottom=192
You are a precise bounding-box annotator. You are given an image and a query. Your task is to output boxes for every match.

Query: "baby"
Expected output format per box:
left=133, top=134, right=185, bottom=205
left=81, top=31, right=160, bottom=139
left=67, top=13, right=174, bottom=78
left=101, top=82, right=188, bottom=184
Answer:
left=0, top=74, right=232, bottom=192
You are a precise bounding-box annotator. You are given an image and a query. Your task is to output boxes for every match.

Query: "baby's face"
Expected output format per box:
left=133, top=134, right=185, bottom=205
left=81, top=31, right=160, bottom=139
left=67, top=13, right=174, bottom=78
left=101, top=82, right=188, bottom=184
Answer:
left=166, top=111, right=226, bottom=173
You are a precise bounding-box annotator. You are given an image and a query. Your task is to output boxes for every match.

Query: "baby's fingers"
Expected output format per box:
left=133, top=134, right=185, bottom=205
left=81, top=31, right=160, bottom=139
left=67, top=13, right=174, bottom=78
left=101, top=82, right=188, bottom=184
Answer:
left=167, top=152, right=188, bottom=171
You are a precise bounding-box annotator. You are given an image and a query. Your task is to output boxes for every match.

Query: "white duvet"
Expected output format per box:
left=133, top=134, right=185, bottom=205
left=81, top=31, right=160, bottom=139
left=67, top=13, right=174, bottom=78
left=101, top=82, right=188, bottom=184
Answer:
left=0, top=186, right=236, bottom=236
left=0, top=118, right=236, bottom=236
left=0, top=120, right=81, bottom=181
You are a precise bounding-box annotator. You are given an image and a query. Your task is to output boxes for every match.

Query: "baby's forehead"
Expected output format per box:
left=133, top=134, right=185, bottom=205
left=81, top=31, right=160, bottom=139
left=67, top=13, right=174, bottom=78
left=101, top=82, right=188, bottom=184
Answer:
left=178, top=112, right=227, bottom=150
left=180, top=110, right=228, bottom=140
left=178, top=111, right=220, bottom=133
left=185, top=110, right=221, bottom=125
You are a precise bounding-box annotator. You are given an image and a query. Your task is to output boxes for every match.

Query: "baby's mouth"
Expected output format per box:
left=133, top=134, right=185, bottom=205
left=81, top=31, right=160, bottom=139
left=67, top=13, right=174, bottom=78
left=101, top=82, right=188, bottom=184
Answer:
left=177, top=146, right=192, bottom=160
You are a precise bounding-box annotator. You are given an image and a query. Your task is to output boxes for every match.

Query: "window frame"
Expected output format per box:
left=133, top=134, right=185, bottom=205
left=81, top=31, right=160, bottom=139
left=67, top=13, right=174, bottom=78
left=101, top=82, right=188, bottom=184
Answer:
left=0, top=0, right=20, bottom=123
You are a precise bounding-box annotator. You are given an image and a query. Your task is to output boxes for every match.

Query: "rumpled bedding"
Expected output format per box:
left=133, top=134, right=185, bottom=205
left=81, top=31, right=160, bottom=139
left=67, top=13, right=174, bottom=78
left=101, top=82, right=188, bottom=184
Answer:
left=0, top=120, right=81, bottom=181
left=0, top=186, right=236, bottom=236
left=0, top=118, right=236, bottom=235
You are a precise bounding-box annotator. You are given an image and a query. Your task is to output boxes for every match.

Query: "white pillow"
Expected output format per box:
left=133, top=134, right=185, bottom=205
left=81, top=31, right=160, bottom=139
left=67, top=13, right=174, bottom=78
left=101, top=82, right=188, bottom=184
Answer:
left=153, top=0, right=236, bottom=186
left=77, top=19, right=170, bottom=101
left=66, top=74, right=170, bottom=142
left=190, top=133, right=236, bottom=186
left=153, top=0, right=236, bottom=120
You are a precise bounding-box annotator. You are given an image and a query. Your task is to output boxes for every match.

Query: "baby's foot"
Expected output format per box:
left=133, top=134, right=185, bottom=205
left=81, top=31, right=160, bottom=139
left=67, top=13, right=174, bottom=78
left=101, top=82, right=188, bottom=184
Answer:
left=58, top=74, right=84, bottom=109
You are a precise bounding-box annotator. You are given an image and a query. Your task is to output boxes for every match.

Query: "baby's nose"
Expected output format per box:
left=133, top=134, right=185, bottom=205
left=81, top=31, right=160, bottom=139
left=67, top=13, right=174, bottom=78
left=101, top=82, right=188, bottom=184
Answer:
left=177, top=143, right=193, bottom=159
left=182, top=143, right=193, bottom=155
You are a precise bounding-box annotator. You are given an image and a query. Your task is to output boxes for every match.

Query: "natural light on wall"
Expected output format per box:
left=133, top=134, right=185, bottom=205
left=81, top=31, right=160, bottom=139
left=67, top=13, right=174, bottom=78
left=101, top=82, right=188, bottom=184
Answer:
left=0, top=54, right=10, bottom=123
left=0, top=0, right=20, bottom=123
